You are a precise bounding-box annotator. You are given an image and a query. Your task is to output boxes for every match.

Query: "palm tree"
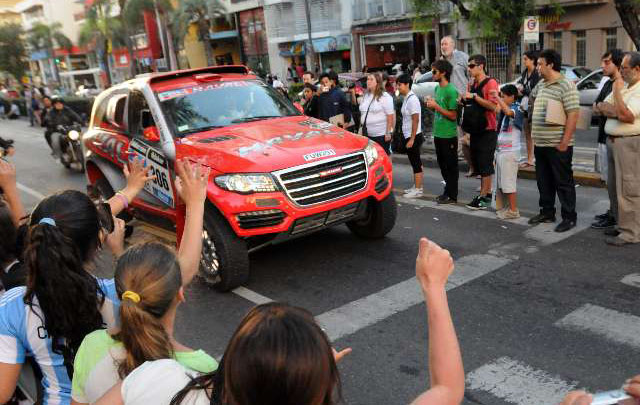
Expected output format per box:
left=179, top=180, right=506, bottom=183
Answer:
left=79, top=0, right=126, bottom=86
left=27, top=22, right=72, bottom=83
left=172, top=0, right=228, bottom=67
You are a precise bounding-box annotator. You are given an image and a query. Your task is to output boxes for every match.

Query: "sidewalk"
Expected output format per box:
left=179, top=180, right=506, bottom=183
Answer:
left=393, top=134, right=604, bottom=188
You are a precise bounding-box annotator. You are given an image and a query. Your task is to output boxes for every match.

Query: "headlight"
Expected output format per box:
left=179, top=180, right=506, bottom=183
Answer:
left=364, top=140, right=379, bottom=166
left=68, top=130, right=80, bottom=141
left=214, top=174, right=278, bottom=194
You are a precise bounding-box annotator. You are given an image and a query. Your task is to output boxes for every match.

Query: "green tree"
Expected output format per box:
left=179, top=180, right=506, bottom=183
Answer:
left=79, top=0, right=127, bottom=86
left=0, top=23, right=27, bottom=82
left=412, top=0, right=561, bottom=81
left=172, top=0, right=228, bottom=67
left=612, top=0, right=640, bottom=50
left=27, top=22, right=72, bottom=82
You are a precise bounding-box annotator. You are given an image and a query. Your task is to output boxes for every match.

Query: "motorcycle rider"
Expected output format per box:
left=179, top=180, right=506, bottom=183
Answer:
left=44, top=96, right=83, bottom=156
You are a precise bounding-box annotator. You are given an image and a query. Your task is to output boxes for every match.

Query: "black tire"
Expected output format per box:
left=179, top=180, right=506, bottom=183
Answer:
left=199, top=204, right=250, bottom=292
left=346, top=193, right=397, bottom=238
left=94, top=176, right=133, bottom=222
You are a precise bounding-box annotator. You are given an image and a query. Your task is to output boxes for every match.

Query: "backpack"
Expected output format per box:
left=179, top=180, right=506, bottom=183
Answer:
left=461, top=77, right=493, bottom=133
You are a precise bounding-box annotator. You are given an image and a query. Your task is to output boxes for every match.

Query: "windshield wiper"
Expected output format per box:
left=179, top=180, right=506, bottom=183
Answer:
left=179, top=125, right=223, bottom=135
left=231, top=116, right=281, bottom=123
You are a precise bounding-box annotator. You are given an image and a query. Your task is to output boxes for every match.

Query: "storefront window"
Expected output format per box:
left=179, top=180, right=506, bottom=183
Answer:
left=575, top=30, right=586, bottom=67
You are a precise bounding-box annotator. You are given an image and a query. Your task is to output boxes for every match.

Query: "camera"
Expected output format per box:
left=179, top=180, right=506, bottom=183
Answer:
left=591, top=389, right=632, bottom=405
left=0, top=137, right=14, bottom=157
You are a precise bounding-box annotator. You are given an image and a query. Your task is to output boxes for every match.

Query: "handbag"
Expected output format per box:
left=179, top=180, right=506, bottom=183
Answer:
left=461, top=77, right=491, bottom=134
left=358, top=96, right=374, bottom=137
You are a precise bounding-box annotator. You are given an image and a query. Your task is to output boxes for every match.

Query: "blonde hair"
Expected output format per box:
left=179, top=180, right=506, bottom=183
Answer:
left=367, top=73, right=385, bottom=100
left=113, top=242, right=182, bottom=378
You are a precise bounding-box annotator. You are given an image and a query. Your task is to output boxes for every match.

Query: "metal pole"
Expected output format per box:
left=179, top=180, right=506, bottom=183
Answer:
left=303, top=0, right=318, bottom=72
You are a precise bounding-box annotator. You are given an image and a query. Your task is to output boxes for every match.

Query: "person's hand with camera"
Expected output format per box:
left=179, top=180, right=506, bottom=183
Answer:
left=107, top=156, right=155, bottom=216
left=411, top=238, right=464, bottom=405
left=561, top=376, right=640, bottom=405
left=175, top=158, right=211, bottom=287
left=0, top=158, right=25, bottom=226
left=104, top=217, right=126, bottom=258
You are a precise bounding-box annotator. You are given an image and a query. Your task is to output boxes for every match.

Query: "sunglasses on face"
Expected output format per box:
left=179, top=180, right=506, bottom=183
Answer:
left=468, top=64, right=477, bottom=69
left=432, top=70, right=439, bottom=74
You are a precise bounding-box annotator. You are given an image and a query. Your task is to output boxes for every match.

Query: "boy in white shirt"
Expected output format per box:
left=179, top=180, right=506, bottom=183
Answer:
left=491, top=85, right=523, bottom=219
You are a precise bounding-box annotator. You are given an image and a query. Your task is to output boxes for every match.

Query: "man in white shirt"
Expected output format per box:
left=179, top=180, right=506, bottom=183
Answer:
left=599, top=51, right=640, bottom=246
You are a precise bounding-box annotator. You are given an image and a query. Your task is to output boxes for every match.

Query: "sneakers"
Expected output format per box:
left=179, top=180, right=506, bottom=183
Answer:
left=404, top=186, right=417, bottom=194
left=497, top=209, right=520, bottom=220
left=528, top=213, right=556, bottom=225
left=466, top=195, right=490, bottom=210
left=436, top=194, right=456, bottom=205
left=554, top=219, right=576, bottom=233
left=594, top=212, right=609, bottom=221
left=404, top=187, right=424, bottom=199
left=591, top=216, right=616, bottom=229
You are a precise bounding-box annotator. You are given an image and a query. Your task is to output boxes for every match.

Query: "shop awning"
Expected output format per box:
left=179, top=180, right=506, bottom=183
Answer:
left=59, top=68, right=102, bottom=77
left=312, top=34, right=352, bottom=53
left=363, top=32, right=413, bottom=46
left=279, top=41, right=306, bottom=57
left=30, top=50, right=49, bottom=61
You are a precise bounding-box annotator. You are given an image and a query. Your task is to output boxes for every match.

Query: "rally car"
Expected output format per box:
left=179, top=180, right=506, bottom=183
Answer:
left=83, top=65, right=397, bottom=291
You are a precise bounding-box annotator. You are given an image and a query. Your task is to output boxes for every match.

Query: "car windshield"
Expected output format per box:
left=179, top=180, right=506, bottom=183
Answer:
left=157, top=80, right=300, bottom=136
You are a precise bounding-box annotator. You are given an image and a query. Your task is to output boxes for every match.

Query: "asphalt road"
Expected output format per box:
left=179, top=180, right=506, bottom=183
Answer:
left=3, top=119, right=639, bottom=405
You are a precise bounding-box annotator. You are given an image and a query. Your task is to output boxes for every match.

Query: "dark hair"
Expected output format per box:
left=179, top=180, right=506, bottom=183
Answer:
left=303, top=71, right=314, bottom=78
left=171, top=303, right=341, bottom=405
left=469, top=54, right=487, bottom=70
left=431, top=59, right=453, bottom=81
left=501, top=84, right=518, bottom=97
left=539, top=49, right=562, bottom=72
left=319, top=73, right=331, bottom=82
left=523, top=50, right=539, bottom=65
left=303, top=83, right=317, bottom=92
left=627, top=51, right=640, bottom=69
left=396, top=73, right=412, bottom=88
left=328, top=71, right=339, bottom=84
left=603, top=49, right=624, bottom=69
left=113, top=242, right=182, bottom=378
left=24, top=190, right=105, bottom=377
left=0, top=199, right=18, bottom=266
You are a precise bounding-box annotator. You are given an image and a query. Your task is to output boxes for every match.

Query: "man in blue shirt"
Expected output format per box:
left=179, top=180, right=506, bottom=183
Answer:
left=317, top=71, right=352, bottom=128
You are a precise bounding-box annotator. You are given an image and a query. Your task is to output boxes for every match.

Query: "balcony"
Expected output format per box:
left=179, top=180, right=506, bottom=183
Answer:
left=352, top=0, right=413, bottom=22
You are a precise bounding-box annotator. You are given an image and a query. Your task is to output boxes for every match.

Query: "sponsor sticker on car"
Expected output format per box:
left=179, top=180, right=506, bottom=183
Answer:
left=129, top=139, right=175, bottom=208
left=303, top=149, right=336, bottom=161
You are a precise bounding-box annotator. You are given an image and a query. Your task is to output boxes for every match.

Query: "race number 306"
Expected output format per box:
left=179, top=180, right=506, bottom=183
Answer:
left=149, top=165, right=170, bottom=191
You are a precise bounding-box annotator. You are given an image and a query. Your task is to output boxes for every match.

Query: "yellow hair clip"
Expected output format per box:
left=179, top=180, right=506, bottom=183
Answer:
left=122, top=290, right=141, bottom=303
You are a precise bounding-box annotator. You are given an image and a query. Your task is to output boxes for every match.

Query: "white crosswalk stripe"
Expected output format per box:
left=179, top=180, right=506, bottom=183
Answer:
left=555, top=304, right=640, bottom=349
left=466, top=356, right=578, bottom=405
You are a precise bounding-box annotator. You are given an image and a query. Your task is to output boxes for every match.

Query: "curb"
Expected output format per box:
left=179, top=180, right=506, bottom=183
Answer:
left=392, top=152, right=605, bottom=189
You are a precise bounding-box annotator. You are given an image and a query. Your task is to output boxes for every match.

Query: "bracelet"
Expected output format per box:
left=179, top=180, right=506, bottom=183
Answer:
left=115, top=191, right=129, bottom=209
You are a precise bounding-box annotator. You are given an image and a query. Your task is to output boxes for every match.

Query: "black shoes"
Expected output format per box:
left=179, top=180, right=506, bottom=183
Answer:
left=591, top=216, right=616, bottom=229
left=436, top=194, right=457, bottom=205
left=594, top=212, right=609, bottom=221
left=528, top=213, right=556, bottom=225
left=604, top=228, right=621, bottom=237
left=554, top=219, right=577, bottom=233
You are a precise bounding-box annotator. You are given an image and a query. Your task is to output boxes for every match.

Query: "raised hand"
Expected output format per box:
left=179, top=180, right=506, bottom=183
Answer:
left=416, top=237, right=454, bottom=291
left=175, top=159, right=211, bottom=208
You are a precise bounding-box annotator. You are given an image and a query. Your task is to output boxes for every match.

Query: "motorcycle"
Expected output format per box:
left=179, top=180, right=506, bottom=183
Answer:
left=51, top=124, right=84, bottom=172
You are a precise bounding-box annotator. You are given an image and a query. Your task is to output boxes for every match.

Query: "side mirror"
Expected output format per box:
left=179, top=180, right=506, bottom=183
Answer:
left=143, top=126, right=161, bottom=142
left=293, top=102, right=304, bottom=114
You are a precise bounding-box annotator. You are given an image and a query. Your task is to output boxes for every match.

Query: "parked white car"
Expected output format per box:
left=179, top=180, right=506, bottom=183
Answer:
left=411, top=71, right=438, bottom=101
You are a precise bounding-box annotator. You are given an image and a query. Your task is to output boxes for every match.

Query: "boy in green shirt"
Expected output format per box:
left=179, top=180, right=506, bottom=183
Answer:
left=426, top=59, right=459, bottom=203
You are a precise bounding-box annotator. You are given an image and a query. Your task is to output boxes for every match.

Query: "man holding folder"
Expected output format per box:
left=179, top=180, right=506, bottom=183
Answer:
left=528, top=49, right=580, bottom=233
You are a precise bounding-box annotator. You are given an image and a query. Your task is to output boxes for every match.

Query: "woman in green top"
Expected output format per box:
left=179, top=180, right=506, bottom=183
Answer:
left=71, top=162, right=218, bottom=405
left=426, top=59, right=459, bottom=204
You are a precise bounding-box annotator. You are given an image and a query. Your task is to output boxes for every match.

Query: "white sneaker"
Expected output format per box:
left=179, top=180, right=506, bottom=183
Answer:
left=404, top=188, right=424, bottom=199
left=403, top=186, right=416, bottom=194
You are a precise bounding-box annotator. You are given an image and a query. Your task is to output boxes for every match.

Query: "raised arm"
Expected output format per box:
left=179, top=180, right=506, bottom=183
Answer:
left=174, top=159, right=210, bottom=287
left=106, top=157, right=155, bottom=216
left=0, top=159, right=26, bottom=226
left=411, top=238, right=465, bottom=405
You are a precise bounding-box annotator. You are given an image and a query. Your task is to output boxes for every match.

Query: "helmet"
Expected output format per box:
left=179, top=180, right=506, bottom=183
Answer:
left=51, top=95, right=64, bottom=105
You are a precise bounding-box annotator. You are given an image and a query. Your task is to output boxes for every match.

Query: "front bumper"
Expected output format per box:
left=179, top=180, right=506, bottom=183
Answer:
left=209, top=155, right=393, bottom=238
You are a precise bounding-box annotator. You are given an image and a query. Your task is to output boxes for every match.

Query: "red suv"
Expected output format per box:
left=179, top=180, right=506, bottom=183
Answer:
left=83, top=66, right=397, bottom=291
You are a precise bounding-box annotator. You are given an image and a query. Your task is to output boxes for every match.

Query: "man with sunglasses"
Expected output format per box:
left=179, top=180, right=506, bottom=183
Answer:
left=464, top=55, right=499, bottom=210
left=426, top=60, right=459, bottom=204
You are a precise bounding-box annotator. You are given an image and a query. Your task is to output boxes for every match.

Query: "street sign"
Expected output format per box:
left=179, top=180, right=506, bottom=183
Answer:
left=524, top=16, right=540, bottom=43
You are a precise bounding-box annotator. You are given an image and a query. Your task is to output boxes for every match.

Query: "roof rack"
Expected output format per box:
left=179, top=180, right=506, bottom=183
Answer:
left=138, top=65, right=251, bottom=83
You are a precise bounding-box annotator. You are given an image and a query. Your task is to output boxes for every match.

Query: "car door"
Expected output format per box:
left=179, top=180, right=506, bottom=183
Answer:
left=577, top=70, right=604, bottom=107
left=126, top=89, right=179, bottom=212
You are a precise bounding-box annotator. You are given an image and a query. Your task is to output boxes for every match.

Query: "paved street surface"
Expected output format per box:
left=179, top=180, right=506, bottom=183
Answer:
left=3, top=119, right=639, bottom=405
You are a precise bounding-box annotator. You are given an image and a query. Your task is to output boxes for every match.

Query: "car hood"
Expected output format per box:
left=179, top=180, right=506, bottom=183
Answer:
left=176, top=116, right=369, bottom=172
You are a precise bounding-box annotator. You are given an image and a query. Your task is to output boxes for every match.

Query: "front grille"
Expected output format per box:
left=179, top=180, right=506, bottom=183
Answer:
left=274, top=153, right=368, bottom=206
left=237, top=210, right=286, bottom=229
left=291, top=202, right=361, bottom=235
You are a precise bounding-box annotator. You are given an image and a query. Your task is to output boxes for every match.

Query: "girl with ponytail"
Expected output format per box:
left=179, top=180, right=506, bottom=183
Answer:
left=70, top=160, right=213, bottom=404
left=0, top=158, right=206, bottom=405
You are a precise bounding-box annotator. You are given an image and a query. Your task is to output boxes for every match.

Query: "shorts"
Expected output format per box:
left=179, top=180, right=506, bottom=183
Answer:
left=596, top=142, right=608, bottom=182
left=496, top=151, right=518, bottom=194
left=470, top=130, right=497, bottom=176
